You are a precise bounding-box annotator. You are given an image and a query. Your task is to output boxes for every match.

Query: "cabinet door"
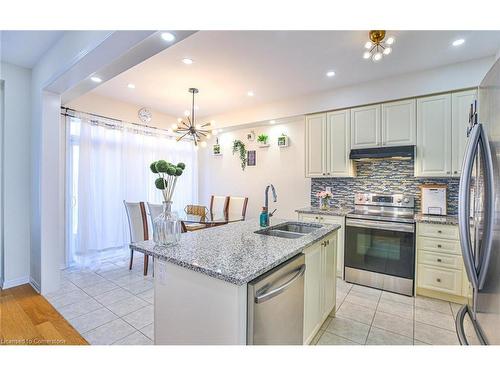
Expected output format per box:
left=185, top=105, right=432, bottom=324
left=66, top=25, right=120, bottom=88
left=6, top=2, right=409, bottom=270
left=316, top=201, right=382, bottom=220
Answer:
left=381, top=99, right=416, bottom=146
left=319, top=215, right=344, bottom=278
left=323, top=234, right=337, bottom=316
left=305, top=114, right=326, bottom=177
left=452, top=89, right=477, bottom=176
left=415, top=94, right=452, bottom=177
left=303, top=242, right=322, bottom=344
left=327, top=109, right=352, bottom=177
left=350, top=104, right=381, bottom=149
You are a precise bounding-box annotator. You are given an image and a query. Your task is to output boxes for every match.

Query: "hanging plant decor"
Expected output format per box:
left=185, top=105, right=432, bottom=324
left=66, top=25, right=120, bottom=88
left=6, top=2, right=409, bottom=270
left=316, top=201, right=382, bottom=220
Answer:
left=232, top=139, right=247, bottom=170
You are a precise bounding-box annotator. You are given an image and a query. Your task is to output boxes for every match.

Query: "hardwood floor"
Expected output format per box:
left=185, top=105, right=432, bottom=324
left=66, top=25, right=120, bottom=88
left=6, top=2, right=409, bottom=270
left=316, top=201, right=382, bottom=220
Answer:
left=0, top=284, right=88, bottom=345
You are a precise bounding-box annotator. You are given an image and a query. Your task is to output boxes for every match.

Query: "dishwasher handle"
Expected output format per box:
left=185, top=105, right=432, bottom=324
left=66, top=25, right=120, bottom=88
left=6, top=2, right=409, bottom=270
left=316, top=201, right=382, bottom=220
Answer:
left=255, top=264, right=306, bottom=304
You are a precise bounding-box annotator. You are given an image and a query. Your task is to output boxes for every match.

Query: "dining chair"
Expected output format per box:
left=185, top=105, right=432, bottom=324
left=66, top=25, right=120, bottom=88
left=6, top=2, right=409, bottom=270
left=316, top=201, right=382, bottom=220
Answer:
left=123, top=201, right=151, bottom=276
left=183, top=205, right=209, bottom=231
left=228, top=196, right=249, bottom=221
left=210, top=195, right=229, bottom=220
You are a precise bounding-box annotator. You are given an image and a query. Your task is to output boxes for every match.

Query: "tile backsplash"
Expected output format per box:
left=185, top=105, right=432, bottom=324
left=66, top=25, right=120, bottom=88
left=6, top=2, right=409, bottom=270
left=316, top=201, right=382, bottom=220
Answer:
left=311, top=159, right=459, bottom=215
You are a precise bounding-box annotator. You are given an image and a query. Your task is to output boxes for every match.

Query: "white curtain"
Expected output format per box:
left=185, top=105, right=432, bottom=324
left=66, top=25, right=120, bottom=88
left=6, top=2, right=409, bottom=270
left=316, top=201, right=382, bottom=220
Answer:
left=67, top=114, right=198, bottom=266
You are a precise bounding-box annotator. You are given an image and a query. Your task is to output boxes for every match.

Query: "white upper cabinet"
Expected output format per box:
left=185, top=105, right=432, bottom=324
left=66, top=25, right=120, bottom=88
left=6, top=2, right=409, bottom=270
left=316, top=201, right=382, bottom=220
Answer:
left=381, top=99, right=416, bottom=146
left=452, top=89, right=477, bottom=176
left=305, top=111, right=354, bottom=178
left=327, top=109, right=352, bottom=177
left=415, top=93, right=452, bottom=177
left=305, top=113, right=326, bottom=177
left=350, top=104, right=381, bottom=149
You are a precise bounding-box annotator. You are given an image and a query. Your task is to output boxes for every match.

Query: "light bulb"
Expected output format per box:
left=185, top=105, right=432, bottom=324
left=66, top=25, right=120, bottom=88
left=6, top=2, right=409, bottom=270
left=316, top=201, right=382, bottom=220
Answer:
left=177, top=118, right=182, bottom=123
left=206, top=133, right=211, bottom=139
left=364, top=41, right=372, bottom=49
left=184, top=110, right=190, bottom=116
left=363, top=51, right=372, bottom=59
left=385, top=37, right=395, bottom=45
left=372, top=52, right=383, bottom=62
left=200, top=141, right=207, bottom=148
left=383, top=47, right=392, bottom=55
left=211, top=129, right=218, bottom=135
left=171, top=123, right=178, bottom=130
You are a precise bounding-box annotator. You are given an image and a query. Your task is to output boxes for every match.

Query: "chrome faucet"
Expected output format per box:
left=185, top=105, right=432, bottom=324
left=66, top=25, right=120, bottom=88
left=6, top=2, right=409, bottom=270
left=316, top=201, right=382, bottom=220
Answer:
left=264, top=184, right=278, bottom=224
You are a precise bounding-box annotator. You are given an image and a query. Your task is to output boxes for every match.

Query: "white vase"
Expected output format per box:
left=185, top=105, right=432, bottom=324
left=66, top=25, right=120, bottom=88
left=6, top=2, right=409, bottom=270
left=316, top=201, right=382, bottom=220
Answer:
left=153, top=201, right=181, bottom=246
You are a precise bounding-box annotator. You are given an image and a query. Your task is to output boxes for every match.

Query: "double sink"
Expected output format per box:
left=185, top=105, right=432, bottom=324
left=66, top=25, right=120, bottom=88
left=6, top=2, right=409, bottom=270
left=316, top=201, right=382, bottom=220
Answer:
left=254, top=222, right=323, bottom=239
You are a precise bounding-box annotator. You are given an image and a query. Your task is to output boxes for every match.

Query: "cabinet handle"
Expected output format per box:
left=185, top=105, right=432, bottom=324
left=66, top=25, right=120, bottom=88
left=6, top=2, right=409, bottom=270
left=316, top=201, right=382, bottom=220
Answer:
left=315, top=216, right=319, bottom=220
left=454, top=171, right=458, bottom=174
left=438, top=230, right=442, bottom=234
left=437, top=244, right=442, bottom=248
left=447, top=171, right=451, bottom=174
left=437, top=258, right=442, bottom=262
left=436, top=278, right=441, bottom=283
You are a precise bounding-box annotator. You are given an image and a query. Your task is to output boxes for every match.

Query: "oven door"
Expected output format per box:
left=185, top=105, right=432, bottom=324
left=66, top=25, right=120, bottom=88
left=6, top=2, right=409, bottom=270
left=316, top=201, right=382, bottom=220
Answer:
left=345, top=218, right=415, bottom=279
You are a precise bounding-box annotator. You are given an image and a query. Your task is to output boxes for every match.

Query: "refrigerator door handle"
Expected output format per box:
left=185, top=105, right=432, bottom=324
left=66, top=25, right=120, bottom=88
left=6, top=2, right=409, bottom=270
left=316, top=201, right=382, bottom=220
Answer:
left=477, top=125, right=495, bottom=289
left=456, top=304, right=487, bottom=345
left=456, top=305, right=470, bottom=345
left=459, top=125, right=480, bottom=290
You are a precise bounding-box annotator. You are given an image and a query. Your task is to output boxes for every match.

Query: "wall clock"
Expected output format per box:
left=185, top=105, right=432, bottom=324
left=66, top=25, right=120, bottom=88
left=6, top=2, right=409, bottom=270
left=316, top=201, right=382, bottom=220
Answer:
left=138, top=107, right=152, bottom=124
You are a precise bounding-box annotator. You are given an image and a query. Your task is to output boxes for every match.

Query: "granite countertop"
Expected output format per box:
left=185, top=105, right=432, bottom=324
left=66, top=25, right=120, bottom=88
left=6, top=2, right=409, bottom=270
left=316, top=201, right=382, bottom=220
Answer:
left=296, top=206, right=354, bottom=217
left=414, top=213, right=459, bottom=225
left=130, top=218, right=340, bottom=286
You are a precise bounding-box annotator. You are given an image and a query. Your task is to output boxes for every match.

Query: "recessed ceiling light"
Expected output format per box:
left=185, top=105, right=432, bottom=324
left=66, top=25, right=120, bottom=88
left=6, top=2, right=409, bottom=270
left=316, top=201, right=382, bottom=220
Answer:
left=90, top=76, right=102, bottom=83
left=127, top=83, right=135, bottom=89
left=269, top=120, right=276, bottom=124
left=247, top=91, right=255, bottom=97
left=326, top=71, right=336, bottom=77
left=161, top=32, right=176, bottom=42
left=452, top=38, right=465, bottom=47
left=182, top=58, right=193, bottom=65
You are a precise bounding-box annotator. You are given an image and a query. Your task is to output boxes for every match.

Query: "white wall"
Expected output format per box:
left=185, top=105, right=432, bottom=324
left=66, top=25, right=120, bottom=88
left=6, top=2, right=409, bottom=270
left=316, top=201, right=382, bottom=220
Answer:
left=0, top=62, right=32, bottom=288
left=198, top=117, right=309, bottom=219
left=66, top=93, right=177, bottom=129
left=202, top=56, right=494, bottom=129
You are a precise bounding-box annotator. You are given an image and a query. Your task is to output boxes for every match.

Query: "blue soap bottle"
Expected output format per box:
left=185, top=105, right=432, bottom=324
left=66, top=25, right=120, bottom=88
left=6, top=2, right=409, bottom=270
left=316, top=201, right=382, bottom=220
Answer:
left=260, top=207, right=269, bottom=227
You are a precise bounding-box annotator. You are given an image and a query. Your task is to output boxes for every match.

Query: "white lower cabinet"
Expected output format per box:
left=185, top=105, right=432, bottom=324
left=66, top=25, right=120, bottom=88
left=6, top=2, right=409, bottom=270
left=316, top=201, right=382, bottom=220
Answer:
left=303, top=231, right=337, bottom=345
left=416, top=223, right=470, bottom=302
left=298, top=213, right=344, bottom=277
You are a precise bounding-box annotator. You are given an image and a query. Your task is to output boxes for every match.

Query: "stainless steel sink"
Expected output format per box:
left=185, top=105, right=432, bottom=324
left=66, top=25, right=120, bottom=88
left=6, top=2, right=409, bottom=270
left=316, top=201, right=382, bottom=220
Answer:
left=254, top=222, right=322, bottom=239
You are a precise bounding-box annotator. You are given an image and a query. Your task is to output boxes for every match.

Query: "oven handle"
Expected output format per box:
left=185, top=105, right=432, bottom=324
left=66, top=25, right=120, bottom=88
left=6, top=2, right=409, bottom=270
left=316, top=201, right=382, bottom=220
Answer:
left=346, top=218, right=415, bottom=233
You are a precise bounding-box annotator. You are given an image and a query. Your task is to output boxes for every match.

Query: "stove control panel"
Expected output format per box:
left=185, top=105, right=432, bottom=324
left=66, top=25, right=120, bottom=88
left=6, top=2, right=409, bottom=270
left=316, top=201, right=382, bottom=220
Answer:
left=355, top=193, right=414, bottom=208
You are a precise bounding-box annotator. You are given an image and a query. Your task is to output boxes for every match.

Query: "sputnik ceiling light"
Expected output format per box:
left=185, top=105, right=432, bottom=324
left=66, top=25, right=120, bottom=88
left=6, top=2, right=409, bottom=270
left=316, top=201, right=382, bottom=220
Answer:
left=172, top=88, right=212, bottom=147
left=363, top=30, right=395, bottom=62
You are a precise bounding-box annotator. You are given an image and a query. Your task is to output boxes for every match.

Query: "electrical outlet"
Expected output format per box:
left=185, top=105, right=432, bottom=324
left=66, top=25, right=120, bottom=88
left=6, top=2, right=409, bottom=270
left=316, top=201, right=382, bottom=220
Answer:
left=325, top=187, right=332, bottom=194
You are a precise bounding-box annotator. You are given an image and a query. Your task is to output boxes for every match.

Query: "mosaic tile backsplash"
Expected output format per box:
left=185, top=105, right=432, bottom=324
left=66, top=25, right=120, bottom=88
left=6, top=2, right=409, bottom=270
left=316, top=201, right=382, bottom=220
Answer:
left=311, top=159, right=459, bottom=214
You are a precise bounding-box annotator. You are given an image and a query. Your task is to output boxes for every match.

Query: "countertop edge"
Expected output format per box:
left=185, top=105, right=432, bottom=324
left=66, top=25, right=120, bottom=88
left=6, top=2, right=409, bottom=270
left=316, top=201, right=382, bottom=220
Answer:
left=131, top=224, right=341, bottom=286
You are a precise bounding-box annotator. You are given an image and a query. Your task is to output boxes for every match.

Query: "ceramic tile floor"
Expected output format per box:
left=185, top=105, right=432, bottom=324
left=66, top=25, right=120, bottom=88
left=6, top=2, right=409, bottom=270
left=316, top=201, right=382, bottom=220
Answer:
left=311, top=279, right=462, bottom=345
left=46, top=250, right=155, bottom=345
left=48, top=250, right=462, bottom=345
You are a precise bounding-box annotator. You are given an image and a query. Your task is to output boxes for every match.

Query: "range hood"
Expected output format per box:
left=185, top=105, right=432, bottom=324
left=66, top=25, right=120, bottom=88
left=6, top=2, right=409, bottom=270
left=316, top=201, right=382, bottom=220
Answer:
left=349, top=146, right=415, bottom=160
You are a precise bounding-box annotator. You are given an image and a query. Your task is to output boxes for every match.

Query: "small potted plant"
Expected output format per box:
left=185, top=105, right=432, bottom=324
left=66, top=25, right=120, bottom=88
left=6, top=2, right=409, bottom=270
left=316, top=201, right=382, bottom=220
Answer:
left=316, top=190, right=333, bottom=210
left=257, top=133, right=269, bottom=147
left=277, top=133, right=289, bottom=147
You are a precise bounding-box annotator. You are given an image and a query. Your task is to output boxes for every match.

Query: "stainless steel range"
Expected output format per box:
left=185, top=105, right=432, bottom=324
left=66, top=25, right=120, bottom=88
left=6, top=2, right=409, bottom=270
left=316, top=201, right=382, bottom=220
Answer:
left=344, top=193, right=416, bottom=296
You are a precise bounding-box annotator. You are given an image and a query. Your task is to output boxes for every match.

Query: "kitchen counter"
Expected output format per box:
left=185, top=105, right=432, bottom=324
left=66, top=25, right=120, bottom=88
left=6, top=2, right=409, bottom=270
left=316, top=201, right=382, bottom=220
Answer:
left=414, top=214, right=459, bottom=225
left=295, top=206, right=353, bottom=217
left=130, top=218, right=340, bottom=285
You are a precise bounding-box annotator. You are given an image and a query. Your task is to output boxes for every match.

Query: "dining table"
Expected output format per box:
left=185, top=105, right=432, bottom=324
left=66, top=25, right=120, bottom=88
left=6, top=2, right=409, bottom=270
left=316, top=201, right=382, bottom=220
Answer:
left=177, top=211, right=244, bottom=227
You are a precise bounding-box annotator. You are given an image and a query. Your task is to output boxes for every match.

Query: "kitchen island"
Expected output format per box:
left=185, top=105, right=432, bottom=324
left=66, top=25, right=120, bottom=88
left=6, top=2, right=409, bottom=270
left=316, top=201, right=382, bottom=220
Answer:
left=130, top=218, right=339, bottom=345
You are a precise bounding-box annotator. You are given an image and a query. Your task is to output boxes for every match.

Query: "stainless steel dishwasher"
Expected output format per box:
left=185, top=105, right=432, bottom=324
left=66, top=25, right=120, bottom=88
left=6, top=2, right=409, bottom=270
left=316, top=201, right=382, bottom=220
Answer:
left=247, top=254, right=305, bottom=345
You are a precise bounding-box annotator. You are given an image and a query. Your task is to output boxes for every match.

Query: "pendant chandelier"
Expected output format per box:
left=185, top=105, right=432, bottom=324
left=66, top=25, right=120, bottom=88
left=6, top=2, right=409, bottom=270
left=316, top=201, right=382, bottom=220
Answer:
left=172, top=88, right=212, bottom=147
left=363, top=30, right=395, bottom=62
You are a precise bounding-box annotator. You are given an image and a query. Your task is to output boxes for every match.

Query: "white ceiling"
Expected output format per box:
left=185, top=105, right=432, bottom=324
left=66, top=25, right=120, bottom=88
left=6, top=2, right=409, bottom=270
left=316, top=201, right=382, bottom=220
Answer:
left=0, top=30, right=65, bottom=68
left=90, top=31, right=500, bottom=119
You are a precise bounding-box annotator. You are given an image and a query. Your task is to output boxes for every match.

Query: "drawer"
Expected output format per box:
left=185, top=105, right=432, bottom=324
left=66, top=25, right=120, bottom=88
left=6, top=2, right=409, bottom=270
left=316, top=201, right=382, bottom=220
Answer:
left=298, top=213, right=320, bottom=223
left=418, top=223, right=459, bottom=240
left=417, top=264, right=463, bottom=296
left=418, top=250, right=463, bottom=270
left=417, top=237, right=461, bottom=255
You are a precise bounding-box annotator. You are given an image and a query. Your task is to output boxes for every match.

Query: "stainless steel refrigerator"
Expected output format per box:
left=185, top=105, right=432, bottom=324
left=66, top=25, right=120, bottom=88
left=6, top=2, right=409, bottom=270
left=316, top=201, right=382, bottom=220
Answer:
left=456, top=57, right=500, bottom=345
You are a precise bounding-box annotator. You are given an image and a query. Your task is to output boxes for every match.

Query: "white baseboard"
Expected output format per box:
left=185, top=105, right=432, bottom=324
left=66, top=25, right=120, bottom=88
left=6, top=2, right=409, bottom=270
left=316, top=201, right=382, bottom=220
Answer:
left=30, top=277, right=41, bottom=293
left=2, top=275, right=30, bottom=289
